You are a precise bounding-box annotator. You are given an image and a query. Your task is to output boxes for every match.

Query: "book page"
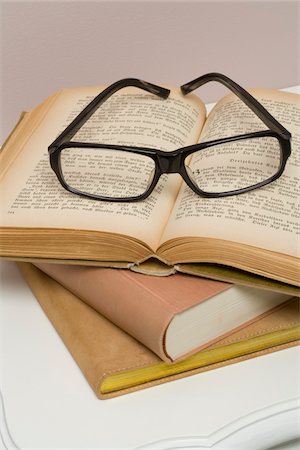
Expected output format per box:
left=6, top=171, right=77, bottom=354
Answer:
left=0, top=85, right=205, bottom=251
left=160, top=89, right=299, bottom=258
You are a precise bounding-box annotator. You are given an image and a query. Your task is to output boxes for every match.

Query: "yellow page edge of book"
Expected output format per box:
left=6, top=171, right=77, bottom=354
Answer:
left=100, top=325, right=300, bottom=395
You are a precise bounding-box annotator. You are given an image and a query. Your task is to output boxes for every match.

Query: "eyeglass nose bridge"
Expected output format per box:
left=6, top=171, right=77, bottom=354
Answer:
left=157, top=154, right=182, bottom=174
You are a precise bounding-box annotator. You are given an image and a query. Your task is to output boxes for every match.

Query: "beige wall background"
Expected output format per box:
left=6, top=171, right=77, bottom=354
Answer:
left=1, top=1, right=299, bottom=142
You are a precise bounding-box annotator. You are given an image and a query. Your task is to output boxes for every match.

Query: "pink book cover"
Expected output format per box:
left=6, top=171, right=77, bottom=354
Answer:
left=34, top=263, right=276, bottom=362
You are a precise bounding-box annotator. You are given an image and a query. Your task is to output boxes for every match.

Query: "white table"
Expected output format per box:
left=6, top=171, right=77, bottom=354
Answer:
left=0, top=260, right=299, bottom=450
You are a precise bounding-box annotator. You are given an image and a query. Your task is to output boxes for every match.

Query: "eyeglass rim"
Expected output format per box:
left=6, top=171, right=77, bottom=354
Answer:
left=49, top=129, right=291, bottom=202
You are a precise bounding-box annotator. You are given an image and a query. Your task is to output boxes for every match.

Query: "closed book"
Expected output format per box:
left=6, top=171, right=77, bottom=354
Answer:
left=35, top=262, right=293, bottom=362
left=18, top=262, right=300, bottom=399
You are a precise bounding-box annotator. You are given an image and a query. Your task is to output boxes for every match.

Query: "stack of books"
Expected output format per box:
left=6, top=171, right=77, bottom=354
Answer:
left=1, top=82, right=299, bottom=398
left=18, top=262, right=299, bottom=399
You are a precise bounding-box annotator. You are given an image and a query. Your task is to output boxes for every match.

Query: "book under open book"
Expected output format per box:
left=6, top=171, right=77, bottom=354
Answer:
left=35, top=262, right=294, bottom=362
left=0, top=83, right=299, bottom=289
left=18, top=263, right=300, bottom=399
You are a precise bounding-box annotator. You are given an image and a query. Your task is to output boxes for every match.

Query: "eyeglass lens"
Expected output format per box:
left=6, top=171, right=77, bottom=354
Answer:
left=60, top=147, right=156, bottom=199
left=184, top=136, right=281, bottom=194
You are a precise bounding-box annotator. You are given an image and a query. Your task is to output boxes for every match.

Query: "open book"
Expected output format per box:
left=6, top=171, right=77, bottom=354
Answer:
left=0, top=83, right=299, bottom=287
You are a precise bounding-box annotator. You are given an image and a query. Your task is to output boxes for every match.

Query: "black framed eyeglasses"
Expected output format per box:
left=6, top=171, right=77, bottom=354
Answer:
left=48, top=73, right=291, bottom=202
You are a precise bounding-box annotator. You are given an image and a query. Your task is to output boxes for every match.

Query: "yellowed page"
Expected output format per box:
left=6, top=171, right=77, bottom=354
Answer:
left=0, top=85, right=205, bottom=251
left=160, top=89, right=299, bottom=258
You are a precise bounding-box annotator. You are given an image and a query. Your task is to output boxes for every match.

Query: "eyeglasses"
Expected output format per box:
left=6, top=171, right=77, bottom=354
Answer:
left=48, top=73, right=291, bottom=202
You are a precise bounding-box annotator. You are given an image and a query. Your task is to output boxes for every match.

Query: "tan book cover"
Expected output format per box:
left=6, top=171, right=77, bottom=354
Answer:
left=35, top=262, right=294, bottom=363
left=18, top=262, right=300, bottom=399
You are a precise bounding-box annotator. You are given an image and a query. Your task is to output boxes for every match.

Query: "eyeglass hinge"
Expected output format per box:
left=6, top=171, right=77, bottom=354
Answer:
left=48, top=145, right=59, bottom=155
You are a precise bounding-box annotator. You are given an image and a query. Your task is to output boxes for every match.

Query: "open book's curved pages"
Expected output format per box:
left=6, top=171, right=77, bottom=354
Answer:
left=0, top=86, right=299, bottom=287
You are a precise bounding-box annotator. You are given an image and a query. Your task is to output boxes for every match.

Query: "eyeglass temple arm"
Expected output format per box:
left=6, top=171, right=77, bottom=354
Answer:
left=181, top=73, right=291, bottom=139
left=49, top=79, right=170, bottom=150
